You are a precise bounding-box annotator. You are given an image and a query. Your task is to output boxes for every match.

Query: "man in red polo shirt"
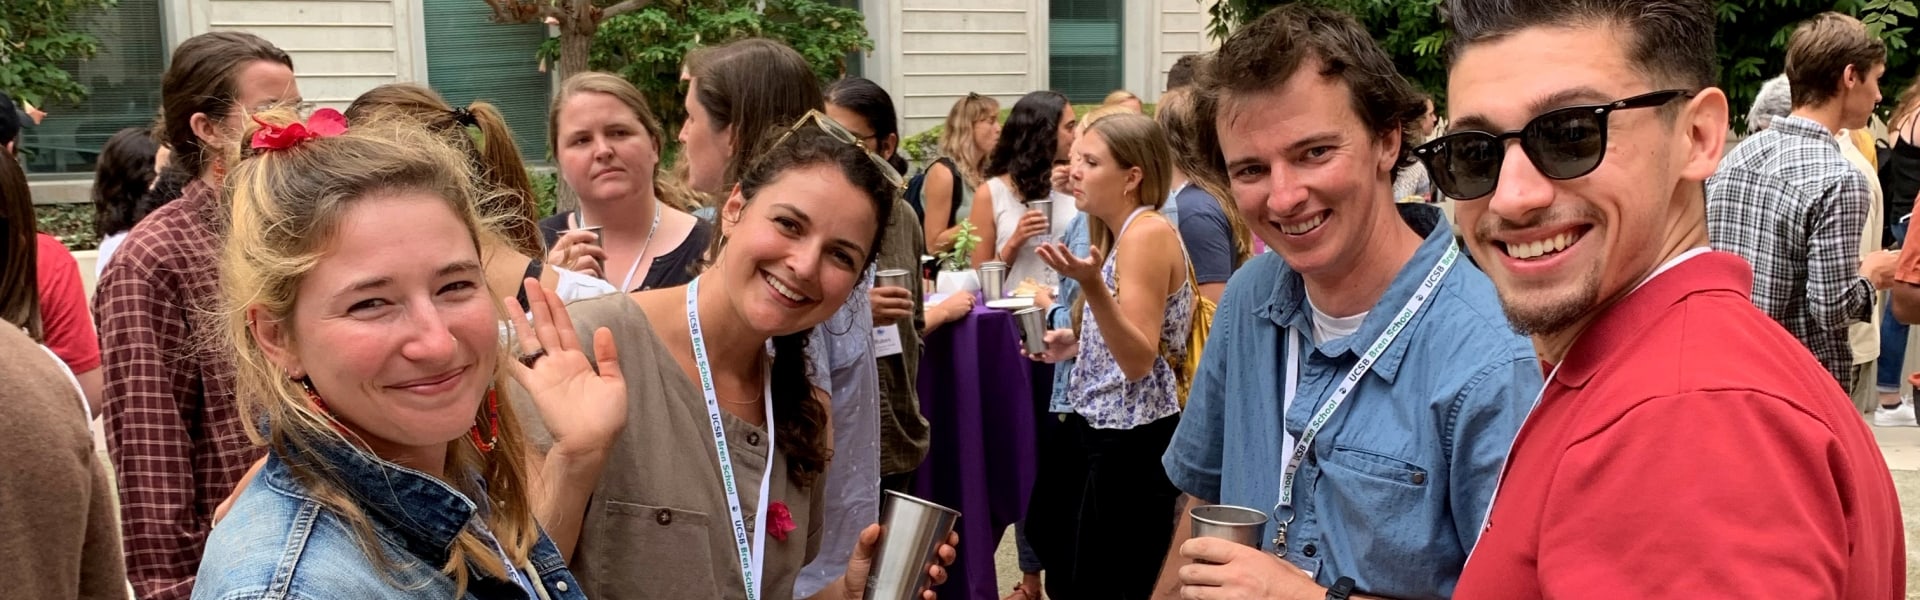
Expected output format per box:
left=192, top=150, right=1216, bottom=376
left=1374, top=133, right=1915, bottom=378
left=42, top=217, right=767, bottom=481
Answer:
left=1422, top=0, right=1906, bottom=598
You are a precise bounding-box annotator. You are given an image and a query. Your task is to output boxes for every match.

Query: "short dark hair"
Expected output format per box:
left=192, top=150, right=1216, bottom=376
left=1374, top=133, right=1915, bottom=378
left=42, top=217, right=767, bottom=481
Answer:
left=1198, top=4, right=1425, bottom=169
left=1166, top=54, right=1205, bottom=91
left=0, top=93, right=19, bottom=148
left=1445, top=0, right=1718, bottom=92
left=824, top=77, right=909, bottom=175
left=1785, top=12, right=1886, bottom=108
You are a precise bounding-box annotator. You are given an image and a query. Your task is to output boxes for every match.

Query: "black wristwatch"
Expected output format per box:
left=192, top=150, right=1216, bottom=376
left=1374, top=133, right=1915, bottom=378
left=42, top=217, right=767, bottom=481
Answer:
left=1326, top=576, right=1356, bottom=600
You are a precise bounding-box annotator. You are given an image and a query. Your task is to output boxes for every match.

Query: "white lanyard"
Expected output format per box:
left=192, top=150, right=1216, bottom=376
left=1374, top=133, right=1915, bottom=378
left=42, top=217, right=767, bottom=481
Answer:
left=578, top=202, right=662, bottom=292
left=686, top=278, right=777, bottom=599
left=1271, top=243, right=1458, bottom=554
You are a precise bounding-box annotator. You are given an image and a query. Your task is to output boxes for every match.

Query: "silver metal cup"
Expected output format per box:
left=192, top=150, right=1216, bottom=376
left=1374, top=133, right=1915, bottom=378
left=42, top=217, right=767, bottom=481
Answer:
left=864, top=491, right=962, bottom=600
left=1189, top=504, right=1268, bottom=549
left=978, top=261, right=1009, bottom=299
left=1028, top=199, right=1053, bottom=235
left=1013, top=307, right=1048, bottom=354
left=876, top=269, right=912, bottom=291
left=563, top=225, right=605, bottom=274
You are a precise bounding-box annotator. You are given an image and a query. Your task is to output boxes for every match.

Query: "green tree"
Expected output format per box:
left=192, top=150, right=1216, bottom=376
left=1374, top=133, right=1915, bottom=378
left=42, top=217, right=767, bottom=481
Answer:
left=582, top=0, right=871, bottom=141
left=0, top=0, right=115, bottom=107
left=1206, top=0, right=1917, bottom=131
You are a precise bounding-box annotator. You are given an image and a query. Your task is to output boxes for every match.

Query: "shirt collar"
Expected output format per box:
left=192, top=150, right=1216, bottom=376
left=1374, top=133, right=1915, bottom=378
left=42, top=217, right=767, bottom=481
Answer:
left=1766, top=116, right=1841, bottom=146
left=1551, top=250, right=1753, bottom=387
left=1260, top=203, right=1455, bottom=383
left=260, top=436, right=478, bottom=567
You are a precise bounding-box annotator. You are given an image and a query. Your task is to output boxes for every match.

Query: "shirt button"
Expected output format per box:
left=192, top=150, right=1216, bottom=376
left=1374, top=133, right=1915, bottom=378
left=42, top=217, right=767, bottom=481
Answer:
left=1411, top=472, right=1427, bottom=485
left=556, top=581, right=570, bottom=592
left=748, top=432, right=761, bottom=446
left=1303, top=543, right=1317, bottom=557
left=656, top=508, right=673, bottom=525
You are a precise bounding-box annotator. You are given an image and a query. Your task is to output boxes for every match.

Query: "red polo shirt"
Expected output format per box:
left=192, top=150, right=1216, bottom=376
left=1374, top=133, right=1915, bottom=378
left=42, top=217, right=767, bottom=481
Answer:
left=1455, top=251, right=1904, bottom=599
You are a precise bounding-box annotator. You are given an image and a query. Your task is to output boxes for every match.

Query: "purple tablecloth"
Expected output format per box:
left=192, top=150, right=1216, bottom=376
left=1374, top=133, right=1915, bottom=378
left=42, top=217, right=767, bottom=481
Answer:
left=914, top=300, right=1041, bottom=600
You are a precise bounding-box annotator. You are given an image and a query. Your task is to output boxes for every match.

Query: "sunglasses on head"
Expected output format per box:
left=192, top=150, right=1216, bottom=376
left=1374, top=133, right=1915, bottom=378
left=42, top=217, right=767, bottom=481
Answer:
left=1412, top=89, right=1695, bottom=200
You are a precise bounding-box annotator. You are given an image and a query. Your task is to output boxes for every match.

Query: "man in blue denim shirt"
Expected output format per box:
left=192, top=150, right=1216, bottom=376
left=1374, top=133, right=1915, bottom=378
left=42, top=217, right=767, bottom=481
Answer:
left=1153, top=6, right=1541, bottom=600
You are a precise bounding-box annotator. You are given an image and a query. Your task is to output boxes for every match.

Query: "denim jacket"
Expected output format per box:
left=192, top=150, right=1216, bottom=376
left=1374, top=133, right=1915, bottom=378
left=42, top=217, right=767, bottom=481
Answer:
left=193, top=440, right=586, bottom=600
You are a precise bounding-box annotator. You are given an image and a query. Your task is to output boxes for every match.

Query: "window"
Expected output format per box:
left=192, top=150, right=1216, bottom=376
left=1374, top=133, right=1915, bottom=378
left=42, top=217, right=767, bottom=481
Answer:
left=1049, top=0, right=1123, bottom=104
left=424, top=0, right=552, bottom=162
left=18, top=0, right=166, bottom=176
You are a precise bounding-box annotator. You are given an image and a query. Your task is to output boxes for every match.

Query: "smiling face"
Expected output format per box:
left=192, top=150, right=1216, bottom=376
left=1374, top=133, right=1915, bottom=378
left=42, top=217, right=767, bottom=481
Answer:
left=557, top=91, right=661, bottom=205
left=1068, top=129, right=1141, bottom=215
left=253, top=191, right=497, bottom=469
left=1448, top=23, right=1724, bottom=337
left=1216, top=64, right=1402, bottom=280
left=680, top=78, right=735, bottom=195
left=716, top=163, right=879, bottom=337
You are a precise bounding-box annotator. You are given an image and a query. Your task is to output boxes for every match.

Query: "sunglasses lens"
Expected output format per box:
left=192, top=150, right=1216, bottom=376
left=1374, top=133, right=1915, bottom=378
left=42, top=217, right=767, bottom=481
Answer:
left=1428, top=134, right=1502, bottom=200
left=1526, top=109, right=1605, bottom=179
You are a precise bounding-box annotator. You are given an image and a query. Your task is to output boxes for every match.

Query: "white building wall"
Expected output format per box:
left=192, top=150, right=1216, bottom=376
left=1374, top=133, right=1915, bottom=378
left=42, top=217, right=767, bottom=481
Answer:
left=890, top=0, right=1047, bottom=138
left=186, top=0, right=423, bottom=110
left=1155, top=0, right=1217, bottom=96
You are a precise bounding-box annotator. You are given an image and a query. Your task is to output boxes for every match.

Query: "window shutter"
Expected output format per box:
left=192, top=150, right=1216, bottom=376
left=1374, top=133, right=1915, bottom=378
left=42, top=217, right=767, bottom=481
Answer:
left=1048, top=0, right=1123, bottom=105
left=18, top=0, right=166, bottom=176
left=423, top=0, right=552, bottom=162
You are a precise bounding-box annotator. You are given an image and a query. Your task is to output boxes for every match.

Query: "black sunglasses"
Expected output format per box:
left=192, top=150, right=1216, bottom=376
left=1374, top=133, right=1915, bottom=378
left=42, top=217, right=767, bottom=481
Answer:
left=1412, top=89, right=1696, bottom=200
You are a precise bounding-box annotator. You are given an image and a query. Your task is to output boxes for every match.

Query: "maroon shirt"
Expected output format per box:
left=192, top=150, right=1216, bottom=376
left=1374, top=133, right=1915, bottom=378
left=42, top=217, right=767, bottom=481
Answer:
left=95, top=181, right=260, bottom=600
left=1457, top=251, right=1904, bottom=599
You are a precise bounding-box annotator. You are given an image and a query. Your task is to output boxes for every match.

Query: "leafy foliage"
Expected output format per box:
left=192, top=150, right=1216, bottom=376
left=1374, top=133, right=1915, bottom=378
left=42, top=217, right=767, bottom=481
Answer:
left=0, top=0, right=115, bottom=107
left=940, top=219, right=980, bottom=272
left=584, top=0, right=872, bottom=143
left=36, top=202, right=97, bottom=250
left=1205, top=0, right=1917, bottom=131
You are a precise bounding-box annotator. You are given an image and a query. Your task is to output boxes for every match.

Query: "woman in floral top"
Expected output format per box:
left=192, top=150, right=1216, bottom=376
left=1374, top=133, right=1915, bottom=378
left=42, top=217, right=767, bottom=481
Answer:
left=1026, top=113, right=1196, bottom=598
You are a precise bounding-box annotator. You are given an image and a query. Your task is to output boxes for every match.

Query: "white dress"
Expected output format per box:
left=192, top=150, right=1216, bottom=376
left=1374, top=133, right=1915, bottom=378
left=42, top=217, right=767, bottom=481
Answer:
left=987, top=177, right=1077, bottom=292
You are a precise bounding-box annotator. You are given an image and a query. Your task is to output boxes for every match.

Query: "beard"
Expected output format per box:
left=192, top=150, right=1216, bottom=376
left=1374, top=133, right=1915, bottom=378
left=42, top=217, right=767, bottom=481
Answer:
left=1496, top=267, right=1601, bottom=337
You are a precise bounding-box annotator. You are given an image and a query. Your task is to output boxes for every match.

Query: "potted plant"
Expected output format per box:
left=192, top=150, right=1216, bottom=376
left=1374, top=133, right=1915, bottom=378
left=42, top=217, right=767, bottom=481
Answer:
left=936, top=219, right=982, bottom=294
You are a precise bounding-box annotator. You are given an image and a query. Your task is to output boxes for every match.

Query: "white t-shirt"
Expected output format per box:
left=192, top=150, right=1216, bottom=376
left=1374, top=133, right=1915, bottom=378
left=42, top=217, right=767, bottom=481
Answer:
left=1307, top=299, right=1369, bottom=347
left=986, top=177, right=1076, bottom=292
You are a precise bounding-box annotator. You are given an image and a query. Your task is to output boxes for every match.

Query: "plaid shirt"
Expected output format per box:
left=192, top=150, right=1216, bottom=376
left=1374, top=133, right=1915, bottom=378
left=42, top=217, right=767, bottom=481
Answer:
left=95, top=181, right=260, bottom=600
left=1707, top=115, right=1875, bottom=389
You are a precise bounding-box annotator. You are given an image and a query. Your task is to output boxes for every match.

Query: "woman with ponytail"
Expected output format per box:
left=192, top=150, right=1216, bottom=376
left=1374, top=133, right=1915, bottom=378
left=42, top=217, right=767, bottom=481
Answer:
left=346, top=83, right=616, bottom=305
left=192, top=108, right=627, bottom=599
left=513, top=114, right=956, bottom=600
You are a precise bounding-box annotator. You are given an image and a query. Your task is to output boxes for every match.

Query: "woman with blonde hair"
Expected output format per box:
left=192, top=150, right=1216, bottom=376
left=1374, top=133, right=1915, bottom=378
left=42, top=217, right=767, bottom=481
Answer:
left=541, top=72, right=711, bottom=293
left=1101, top=90, right=1144, bottom=114
left=193, top=109, right=629, bottom=598
left=347, top=83, right=617, bottom=306
left=1027, top=113, right=1192, bottom=598
left=923, top=93, right=1000, bottom=252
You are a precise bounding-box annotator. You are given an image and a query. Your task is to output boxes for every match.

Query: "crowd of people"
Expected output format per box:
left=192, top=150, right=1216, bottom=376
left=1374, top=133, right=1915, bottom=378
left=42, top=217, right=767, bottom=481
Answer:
left=0, top=0, right=1915, bottom=598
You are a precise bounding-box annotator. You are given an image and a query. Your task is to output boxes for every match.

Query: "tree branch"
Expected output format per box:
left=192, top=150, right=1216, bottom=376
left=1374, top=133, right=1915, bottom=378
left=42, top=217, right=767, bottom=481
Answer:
left=482, top=0, right=564, bottom=24
left=600, top=0, right=652, bottom=19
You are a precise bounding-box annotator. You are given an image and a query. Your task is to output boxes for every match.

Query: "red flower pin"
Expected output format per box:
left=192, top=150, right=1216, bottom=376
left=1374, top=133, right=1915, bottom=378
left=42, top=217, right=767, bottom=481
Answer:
left=768, top=501, right=797, bottom=542
left=250, top=108, right=348, bottom=151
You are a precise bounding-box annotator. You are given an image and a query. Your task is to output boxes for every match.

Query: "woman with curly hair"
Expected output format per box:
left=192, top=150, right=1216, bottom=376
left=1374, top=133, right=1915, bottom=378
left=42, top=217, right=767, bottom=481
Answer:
left=922, top=93, right=1000, bottom=253
left=969, top=91, right=1079, bottom=293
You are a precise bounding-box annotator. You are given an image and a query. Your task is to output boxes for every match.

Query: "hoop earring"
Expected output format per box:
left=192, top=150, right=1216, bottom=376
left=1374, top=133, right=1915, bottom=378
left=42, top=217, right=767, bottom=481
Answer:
left=468, top=387, right=501, bottom=453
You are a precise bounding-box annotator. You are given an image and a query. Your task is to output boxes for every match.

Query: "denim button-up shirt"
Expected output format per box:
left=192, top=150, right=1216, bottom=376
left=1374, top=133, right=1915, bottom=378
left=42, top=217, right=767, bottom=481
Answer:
left=193, top=441, right=586, bottom=600
left=1163, top=204, right=1541, bottom=599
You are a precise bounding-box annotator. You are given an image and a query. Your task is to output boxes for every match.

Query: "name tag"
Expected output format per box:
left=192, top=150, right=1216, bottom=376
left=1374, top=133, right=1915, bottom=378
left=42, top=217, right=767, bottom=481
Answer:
left=872, top=325, right=905, bottom=357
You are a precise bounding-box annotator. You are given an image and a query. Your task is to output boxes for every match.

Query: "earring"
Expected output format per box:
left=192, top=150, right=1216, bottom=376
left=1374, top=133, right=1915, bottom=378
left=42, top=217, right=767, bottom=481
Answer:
left=468, top=387, right=501, bottom=453
left=295, top=376, right=351, bottom=437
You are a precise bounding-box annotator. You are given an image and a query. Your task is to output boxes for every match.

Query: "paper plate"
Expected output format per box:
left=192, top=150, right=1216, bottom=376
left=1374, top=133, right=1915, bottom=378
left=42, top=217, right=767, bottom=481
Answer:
left=986, top=297, right=1036, bottom=311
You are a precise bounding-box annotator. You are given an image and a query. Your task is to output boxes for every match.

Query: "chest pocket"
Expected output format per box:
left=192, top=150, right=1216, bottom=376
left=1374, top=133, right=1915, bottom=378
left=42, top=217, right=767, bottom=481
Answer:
left=595, top=500, right=721, bottom=598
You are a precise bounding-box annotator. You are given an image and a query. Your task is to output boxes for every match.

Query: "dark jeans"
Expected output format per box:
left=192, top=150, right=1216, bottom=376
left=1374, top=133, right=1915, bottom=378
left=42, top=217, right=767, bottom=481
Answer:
left=1880, top=301, right=1907, bottom=392
left=1027, top=413, right=1183, bottom=600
